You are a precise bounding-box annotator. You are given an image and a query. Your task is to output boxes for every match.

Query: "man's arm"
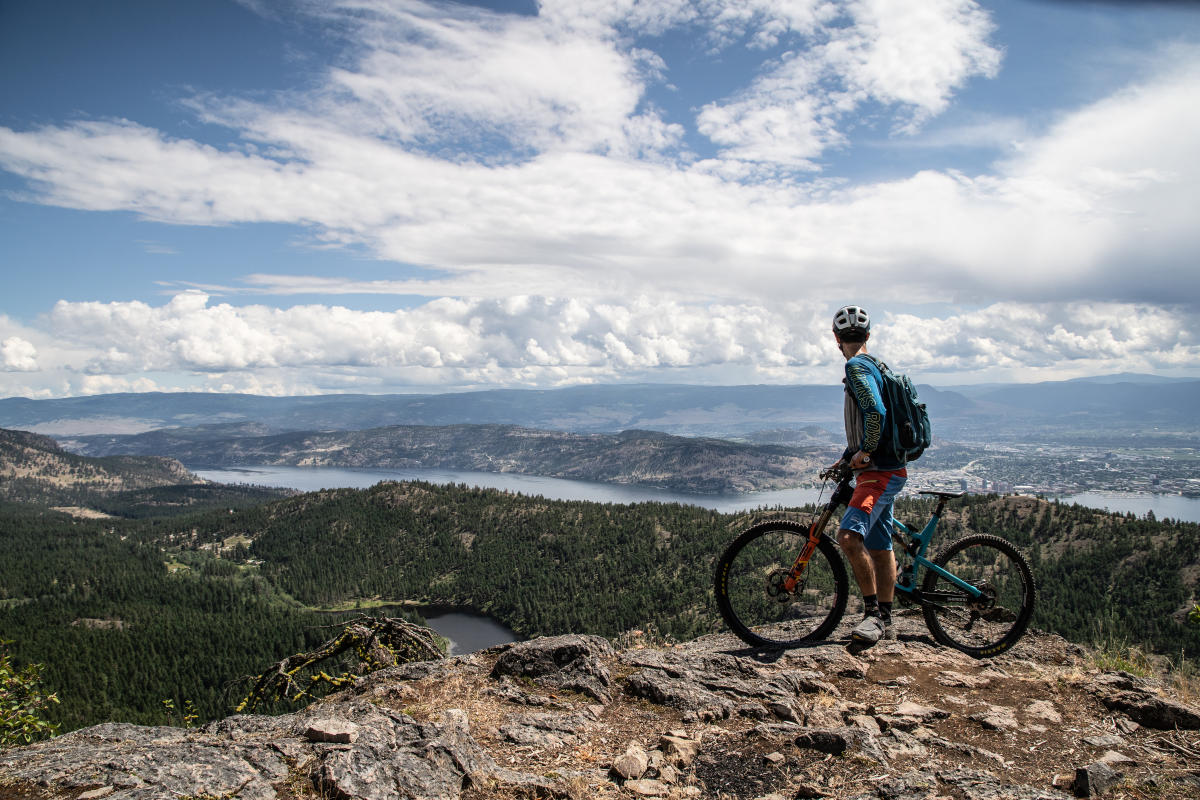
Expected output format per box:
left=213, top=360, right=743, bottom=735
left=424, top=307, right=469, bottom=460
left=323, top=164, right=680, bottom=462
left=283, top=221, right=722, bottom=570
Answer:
left=845, top=358, right=886, bottom=456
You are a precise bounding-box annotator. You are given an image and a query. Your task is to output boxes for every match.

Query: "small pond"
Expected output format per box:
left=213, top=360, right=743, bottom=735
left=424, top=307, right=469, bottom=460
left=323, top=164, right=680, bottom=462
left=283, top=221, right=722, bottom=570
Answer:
left=419, top=609, right=522, bottom=656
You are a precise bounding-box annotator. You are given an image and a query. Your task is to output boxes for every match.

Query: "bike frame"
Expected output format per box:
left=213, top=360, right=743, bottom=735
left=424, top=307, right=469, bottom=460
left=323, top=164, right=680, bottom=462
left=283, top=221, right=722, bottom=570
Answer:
left=787, top=479, right=982, bottom=602
left=892, top=510, right=983, bottom=601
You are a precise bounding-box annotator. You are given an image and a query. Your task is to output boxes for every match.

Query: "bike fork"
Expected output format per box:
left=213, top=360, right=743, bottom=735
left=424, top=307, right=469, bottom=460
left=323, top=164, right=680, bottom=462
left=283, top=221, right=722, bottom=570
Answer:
left=782, top=506, right=834, bottom=593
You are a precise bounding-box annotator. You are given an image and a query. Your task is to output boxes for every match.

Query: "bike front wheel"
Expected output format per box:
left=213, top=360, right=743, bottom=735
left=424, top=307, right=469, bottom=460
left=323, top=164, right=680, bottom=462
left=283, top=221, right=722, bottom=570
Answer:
left=714, top=520, right=848, bottom=649
left=921, top=534, right=1036, bottom=658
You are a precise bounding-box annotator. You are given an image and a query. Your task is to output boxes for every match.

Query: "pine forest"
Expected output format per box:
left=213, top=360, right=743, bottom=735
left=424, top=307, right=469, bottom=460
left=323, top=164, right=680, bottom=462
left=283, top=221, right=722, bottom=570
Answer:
left=2, top=478, right=1198, bottom=733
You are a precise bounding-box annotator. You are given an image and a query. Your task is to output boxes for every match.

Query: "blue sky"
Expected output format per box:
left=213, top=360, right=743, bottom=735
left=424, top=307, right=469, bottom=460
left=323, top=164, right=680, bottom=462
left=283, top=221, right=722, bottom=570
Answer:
left=1, top=0, right=1199, bottom=398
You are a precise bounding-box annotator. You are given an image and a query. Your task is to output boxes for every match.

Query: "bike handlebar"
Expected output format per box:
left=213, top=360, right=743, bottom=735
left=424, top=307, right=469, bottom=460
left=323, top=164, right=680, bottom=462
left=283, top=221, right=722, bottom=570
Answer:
left=819, top=461, right=853, bottom=483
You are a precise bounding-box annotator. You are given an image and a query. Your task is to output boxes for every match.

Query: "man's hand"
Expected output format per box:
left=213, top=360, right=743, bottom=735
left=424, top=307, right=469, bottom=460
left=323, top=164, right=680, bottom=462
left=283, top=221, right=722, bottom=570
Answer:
left=849, top=450, right=871, bottom=470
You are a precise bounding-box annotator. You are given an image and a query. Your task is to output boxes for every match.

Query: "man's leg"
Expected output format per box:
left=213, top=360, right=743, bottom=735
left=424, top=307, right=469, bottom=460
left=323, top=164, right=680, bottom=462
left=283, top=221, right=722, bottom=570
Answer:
left=868, top=548, right=896, bottom=603
left=838, top=527, right=877, bottom=600
left=839, top=469, right=906, bottom=647
left=863, top=491, right=902, bottom=638
left=837, top=529, right=896, bottom=601
left=868, top=547, right=897, bottom=639
left=839, top=528, right=887, bottom=647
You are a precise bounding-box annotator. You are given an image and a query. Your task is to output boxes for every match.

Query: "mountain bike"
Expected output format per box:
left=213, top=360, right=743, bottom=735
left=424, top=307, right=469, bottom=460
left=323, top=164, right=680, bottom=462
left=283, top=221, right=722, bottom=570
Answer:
left=713, top=463, right=1036, bottom=658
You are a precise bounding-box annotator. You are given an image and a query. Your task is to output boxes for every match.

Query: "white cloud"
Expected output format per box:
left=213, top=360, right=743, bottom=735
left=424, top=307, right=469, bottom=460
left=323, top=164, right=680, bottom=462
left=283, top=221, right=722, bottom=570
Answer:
left=695, top=0, right=1001, bottom=166
left=2, top=337, right=38, bottom=371
left=0, top=1, right=1198, bottom=396
left=880, top=302, right=1199, bottom=379
left=0, top=120, right=303, bottom=225
left=829, top=0, right=1001, bottom=125
left=43, top=292, right=825, bottom=378
left=305, top=0, right=681, bottom=157
left=75, top=374, right=168, bottom=396
left=1, top=41, right=1198, bottom=311
left=891, top=115, right=1029, bottom=151
left=0, top=293, right=1181, bottom=398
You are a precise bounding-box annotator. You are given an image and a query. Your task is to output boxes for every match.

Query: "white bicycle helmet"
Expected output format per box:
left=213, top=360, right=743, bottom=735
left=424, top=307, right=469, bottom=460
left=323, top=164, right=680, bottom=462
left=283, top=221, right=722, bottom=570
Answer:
left=832, top=305, right=870, bottom=337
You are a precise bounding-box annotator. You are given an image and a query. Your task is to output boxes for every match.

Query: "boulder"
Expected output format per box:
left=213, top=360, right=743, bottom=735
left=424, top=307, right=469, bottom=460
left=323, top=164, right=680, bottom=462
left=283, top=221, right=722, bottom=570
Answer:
left=1094, top=688, right=1200, bottom=730
left=939, top=767, right=1061, bottom=800
left=490, top=634, right=615, bottom=703
left=792, top=726, right=887, bottom=764
left=875, top=701, right=950, bottom=731
left=1026, top=699, right=1062, bottom=724
left=938, top=670, right=991, bottom=688
left=624, top=668, right=734, bottom=720
left=498, top=711, right=591, bottom=748
left=969, top=704, right=1019, bottom=731
left=611, top=743, right=650, bottom=780
left=1074, top=761, right=1120, bottom=798
left=624, top=778, right=670, bottom=796
left=658, top=733, right=702, bottom=767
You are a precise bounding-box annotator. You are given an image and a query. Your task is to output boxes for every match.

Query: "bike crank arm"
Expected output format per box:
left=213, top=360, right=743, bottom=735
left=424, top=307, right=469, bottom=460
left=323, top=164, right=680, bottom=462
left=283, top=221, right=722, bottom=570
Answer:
left=920, top=598, right=981, bottom=628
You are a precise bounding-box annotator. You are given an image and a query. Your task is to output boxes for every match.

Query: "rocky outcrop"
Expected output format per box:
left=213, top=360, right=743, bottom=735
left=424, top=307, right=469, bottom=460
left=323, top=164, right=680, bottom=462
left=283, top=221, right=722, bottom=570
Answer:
left=491, top=633, right=615, bottom=703
left=3, top=625, right=1200, bottom=799
left=1088, top=671, right=1200, bottom=730
left=1, top=701, right=493, bottom=800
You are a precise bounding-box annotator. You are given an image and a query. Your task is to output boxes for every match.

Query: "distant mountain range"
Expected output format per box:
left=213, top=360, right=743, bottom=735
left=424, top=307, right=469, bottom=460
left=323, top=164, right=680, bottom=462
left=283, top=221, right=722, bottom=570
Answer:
left=2, top=374, right=1196, bottom=445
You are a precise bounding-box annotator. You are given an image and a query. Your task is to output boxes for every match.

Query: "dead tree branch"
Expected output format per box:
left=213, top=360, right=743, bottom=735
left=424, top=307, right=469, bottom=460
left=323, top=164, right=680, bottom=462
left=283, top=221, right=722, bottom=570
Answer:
left=237, top=615, right=444, bottom=713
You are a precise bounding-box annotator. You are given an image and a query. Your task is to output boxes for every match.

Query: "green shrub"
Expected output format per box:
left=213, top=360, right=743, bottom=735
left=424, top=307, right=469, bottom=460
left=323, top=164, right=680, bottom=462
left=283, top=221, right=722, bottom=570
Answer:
left=0, top=640, right=59, bottom=748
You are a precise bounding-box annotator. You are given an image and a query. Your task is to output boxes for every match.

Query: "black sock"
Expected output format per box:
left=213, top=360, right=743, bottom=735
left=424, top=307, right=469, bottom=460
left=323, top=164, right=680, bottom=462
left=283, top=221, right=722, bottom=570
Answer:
left=878, top=601, right=893, bottom=622
left=863, top=594, right=879, bottom=617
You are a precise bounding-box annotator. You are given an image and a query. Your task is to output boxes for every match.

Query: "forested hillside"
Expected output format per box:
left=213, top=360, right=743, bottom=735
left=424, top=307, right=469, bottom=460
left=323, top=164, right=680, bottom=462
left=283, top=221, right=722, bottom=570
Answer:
left=0, top=427, right=289, bottom=513
left=0, top=503, right=347, bottom=731
left=65, top=424, right=830, bottom=493
left=1, top=480, right=1197, bottom=734
left=0, top=427, right=197, bottom=502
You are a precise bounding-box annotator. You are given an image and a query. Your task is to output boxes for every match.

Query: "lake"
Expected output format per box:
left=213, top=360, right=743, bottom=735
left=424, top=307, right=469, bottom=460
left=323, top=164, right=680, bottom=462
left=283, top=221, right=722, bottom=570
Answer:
left=421, top=609, right=522, bottom=656
left=192, top=464, right=1200, bottom=522
left=1055, top=491, right=1200, bottom=523
left=192, top=464, right=828, bottom=513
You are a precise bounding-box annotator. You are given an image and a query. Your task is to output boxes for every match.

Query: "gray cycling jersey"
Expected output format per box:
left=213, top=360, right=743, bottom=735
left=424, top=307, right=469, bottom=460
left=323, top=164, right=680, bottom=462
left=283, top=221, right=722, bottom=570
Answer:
left=844, top=380, right=863, bottom=456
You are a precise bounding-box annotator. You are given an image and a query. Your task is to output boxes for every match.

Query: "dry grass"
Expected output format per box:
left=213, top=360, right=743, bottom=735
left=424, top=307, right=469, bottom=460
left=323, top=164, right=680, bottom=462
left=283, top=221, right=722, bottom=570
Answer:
left=1166, top=651, right=1200, bottom=707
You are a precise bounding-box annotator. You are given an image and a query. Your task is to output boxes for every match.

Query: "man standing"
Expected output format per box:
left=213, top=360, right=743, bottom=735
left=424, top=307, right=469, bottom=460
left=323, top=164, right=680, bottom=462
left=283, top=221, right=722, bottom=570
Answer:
left=829, top=305, right=907, bottom=648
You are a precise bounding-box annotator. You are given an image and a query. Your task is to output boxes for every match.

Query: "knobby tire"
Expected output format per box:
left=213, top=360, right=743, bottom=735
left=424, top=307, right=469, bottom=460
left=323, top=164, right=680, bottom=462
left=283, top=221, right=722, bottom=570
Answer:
left=921, top=533, right=1036, bottom=658
left=714, top=519, right=849, bottom=649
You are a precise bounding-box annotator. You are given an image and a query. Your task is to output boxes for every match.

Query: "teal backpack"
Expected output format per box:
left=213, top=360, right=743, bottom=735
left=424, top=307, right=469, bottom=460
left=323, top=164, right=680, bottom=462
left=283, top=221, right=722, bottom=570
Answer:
left=862, top=355, right=932, bottom=463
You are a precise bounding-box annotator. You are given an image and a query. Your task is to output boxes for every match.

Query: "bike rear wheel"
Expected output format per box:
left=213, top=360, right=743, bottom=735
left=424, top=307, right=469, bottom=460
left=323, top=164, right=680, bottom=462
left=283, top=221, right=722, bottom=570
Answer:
left=921, top=534, right=1036, bottom=658
left=714, top=520, right=848, bottom=649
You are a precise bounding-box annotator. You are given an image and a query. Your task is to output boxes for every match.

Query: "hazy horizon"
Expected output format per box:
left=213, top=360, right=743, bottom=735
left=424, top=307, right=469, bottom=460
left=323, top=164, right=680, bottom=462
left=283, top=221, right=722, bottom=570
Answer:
left=0, top=368, right=1195, bottom=404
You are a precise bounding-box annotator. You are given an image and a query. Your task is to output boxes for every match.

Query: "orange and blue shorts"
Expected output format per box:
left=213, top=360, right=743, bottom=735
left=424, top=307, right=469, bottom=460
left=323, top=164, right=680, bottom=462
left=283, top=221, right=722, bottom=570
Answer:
left=839, top=468, right=908, bottom=551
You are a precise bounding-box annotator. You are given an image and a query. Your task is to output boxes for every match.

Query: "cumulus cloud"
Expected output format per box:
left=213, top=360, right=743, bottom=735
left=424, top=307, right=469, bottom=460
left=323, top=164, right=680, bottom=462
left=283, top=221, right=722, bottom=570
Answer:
left=0, top=294, right=1181, bottom=397
left=0, top=1, right=1197, bottom=396
left=45, top=292, right=825, bottom=379
left=880, top=303, right=1199, bottom=378
left=1, top=337, right=38, bottom=371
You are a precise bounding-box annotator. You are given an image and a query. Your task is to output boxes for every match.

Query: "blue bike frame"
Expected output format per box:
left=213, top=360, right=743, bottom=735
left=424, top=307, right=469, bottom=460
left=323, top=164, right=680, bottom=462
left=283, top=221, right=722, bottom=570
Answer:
left=892, top=515, right=983, bottom=600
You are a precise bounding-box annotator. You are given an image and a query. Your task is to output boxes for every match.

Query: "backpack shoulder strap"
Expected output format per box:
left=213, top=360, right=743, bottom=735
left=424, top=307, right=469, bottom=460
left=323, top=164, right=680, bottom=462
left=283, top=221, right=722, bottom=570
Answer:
left=858, top=352, right=890, bottom=375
